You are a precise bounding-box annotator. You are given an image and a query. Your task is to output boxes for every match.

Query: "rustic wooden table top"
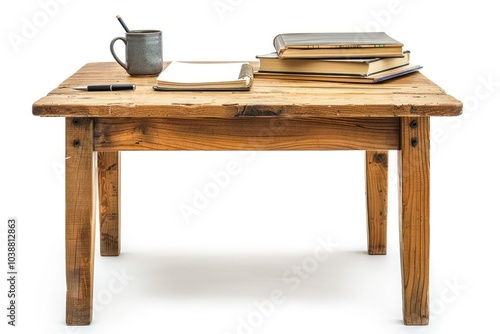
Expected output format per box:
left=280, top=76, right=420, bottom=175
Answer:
left=32, top=62, right=462, bottom=118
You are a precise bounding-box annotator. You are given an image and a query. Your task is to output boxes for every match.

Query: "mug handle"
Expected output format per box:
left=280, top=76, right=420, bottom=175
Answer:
left=110, top=37, right=128, bottom=70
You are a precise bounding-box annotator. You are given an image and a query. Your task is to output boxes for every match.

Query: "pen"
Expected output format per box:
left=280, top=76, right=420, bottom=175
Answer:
left=116, top=15, right=130, bottom=33
left=74, top=84, right=136, bottom=91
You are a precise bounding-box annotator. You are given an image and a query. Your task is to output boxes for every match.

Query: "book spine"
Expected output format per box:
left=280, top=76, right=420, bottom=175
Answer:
left=273, top=34, right=286, bottom=56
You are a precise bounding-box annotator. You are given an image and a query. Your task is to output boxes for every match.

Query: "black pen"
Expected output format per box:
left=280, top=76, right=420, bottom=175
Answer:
left=74, top=84, right=136, bottom=91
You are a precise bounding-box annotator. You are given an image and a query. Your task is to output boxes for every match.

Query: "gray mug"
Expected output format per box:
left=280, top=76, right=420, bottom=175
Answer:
left=110, top=30, right=163, bottom=76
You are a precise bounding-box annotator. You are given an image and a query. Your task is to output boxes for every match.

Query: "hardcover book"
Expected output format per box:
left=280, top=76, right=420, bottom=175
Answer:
left=273, top=32, right=404, bottom=59
left=257, top=51, right=410, bottom=76
left=255, top=64, right=422, bottom=84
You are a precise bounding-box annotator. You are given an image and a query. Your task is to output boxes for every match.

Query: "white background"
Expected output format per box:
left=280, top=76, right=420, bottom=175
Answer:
left=1, top=0, right=499, bottom=333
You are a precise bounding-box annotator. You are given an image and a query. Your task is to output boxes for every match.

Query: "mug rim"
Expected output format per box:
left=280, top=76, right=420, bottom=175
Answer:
left=127, top=29, right=161, bottom=34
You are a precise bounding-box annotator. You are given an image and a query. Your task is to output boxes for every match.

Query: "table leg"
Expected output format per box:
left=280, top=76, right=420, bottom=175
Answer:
left=65, top=118, right=96, bottom=325
left=98, top=152, right=121, bottom=256
left=398, top=117, right=430, bottom=325
left=365, top=151, right=388, bottom=255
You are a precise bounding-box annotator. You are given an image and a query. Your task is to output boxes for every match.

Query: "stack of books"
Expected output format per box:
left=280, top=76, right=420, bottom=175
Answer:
left=255, top=32, right=422, bottom=83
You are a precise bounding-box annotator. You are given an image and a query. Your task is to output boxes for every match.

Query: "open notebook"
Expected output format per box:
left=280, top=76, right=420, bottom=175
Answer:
left=154, top=62, right=254, bottom=91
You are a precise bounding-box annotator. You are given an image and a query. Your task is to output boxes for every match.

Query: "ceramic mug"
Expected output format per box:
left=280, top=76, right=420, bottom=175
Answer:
left=110, top=30, right=163, bottom=76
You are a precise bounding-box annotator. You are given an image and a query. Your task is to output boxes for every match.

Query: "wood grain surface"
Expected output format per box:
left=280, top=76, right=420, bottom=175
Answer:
left=98, top=152, right=121, bottom=256
left=33, top=62, right=462, bottom=118
left=366, top=151, right=388, bottom=255
left=399, top=117, right=430, bottom=325
left=65, top=118, right=96, bottom=325
left=94, top=117, right=400, bottom=151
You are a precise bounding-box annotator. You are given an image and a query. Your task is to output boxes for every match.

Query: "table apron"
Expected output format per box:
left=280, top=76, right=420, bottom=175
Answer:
left=92, top=117, right=401, bottom=151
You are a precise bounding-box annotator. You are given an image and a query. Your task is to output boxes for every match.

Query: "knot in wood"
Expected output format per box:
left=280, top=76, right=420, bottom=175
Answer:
left=374, top=153, right=388, bottom=165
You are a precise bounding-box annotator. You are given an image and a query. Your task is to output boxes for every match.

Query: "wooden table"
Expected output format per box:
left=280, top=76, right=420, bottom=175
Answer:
left=32, top=62, right=462, bottom=326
